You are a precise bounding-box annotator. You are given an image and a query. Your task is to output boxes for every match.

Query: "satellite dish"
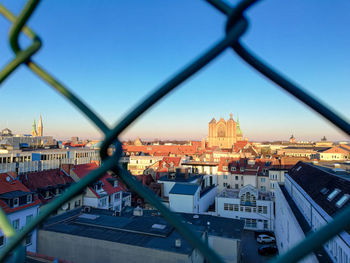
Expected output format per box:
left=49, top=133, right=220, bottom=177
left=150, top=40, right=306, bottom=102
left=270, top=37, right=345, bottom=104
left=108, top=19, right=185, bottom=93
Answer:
left=61, top=203, right=69, bottom=210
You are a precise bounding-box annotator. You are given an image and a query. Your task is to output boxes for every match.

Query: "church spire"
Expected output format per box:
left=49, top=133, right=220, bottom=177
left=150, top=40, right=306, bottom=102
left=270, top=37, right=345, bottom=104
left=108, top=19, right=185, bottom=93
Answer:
left=31, top=119, right=37, bottom=137
left=38, top=115, right=43, bottom=136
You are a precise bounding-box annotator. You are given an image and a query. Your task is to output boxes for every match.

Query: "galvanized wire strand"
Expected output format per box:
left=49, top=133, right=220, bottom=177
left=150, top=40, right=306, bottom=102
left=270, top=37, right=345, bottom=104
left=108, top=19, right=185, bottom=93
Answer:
left=113, top=164, right=224, bottom=263
left=99, top=18, right=248, bottom=160
left=0, top=2, right=110, bottom=135
left=0, top=0, right=349, bottom=262
left=0, top=156, right=118, bottom=261
left=271, top=204, right=350, bottom=263
left=232, top=42, right=350, bottom=136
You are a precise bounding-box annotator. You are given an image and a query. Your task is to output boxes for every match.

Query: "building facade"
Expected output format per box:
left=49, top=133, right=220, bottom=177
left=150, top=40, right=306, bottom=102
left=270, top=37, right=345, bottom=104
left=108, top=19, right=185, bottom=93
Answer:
left=207, top=114, right=243, bottom=149
left=216, top=185, right=274, bottom=231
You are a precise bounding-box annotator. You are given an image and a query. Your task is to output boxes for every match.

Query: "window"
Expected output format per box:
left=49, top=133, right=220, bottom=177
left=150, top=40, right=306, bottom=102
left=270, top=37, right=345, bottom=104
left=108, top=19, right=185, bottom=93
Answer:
left=114, top=180, right=118, bottom=187
left=56, top=188, right=60, bottom=195
left=13, top=198, right=19, bottom=207
left=235, top=176, right=239, bottom=180
left=261, top=186, right=266, bottom=191
left=223, top=166, right=228, bottom=171
left=240, top=167, right=244, bottom=172
left=263, top=206, right=267, bottom=214
left=264, top=220, right=268, bottom=229
left=336, top=195, right=349, bottom=208
left=74, top=200, right=81, bottom=208
left=12, top=219, right=19, bottom=230
left=27, top=194, right=32, bottom=204
left=223, top=175, right=228, bottom=180
left=235, top=184, right=239, bottom=189
left=26, top=215, right=33, bottom=225
left=224, top=203, right=229, bottom=211
left=231, top=167, right=236, bottom=172
left=261, top=178, right=265, bottom=182
left=234, top=204, right=239, bottom=211
left=223, top=183, right=228, bottom=187
left=245, top=206, right=251, bottom=212
left=328, top=189, right=341, bottom=201
left=25, top=233, right=32, bottom=246
left=0, top=235, right=4, bottom=247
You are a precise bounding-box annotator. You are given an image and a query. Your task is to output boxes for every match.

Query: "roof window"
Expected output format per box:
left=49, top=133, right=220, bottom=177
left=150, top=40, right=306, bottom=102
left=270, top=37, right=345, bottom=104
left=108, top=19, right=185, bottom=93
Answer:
left=296, top=166, right=302, bottom=171
left=320, top=188, right=329, bottom=195
left=327, top=189, right=340, bottom=201
left=152, top=224, right=166, bottom=230
left=336, top=195, right=349, bottom=208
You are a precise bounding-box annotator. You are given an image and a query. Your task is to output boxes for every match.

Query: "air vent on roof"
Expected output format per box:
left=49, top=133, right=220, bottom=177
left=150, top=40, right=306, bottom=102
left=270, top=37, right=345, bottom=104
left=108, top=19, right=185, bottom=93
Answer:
left=320, top=188, right=329, bottom=195
left=327, top=189, right=341, bottom=201
left=336, top=195, right=349, bottom=208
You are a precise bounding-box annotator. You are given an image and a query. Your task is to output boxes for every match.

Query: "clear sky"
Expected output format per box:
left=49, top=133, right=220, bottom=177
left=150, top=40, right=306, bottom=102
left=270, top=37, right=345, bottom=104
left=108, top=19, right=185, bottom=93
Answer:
left=0, top=0, right=349, bottom=142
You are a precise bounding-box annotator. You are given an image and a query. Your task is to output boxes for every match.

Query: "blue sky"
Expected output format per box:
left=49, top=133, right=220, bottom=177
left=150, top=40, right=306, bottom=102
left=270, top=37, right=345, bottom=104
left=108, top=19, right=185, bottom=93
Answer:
left=0, top=0, right=349, bottom=141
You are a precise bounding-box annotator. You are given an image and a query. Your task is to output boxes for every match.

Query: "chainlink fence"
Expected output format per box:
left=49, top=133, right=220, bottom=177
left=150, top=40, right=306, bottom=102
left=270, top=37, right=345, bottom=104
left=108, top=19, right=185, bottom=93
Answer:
left=0, top=0, right=349, bottom=262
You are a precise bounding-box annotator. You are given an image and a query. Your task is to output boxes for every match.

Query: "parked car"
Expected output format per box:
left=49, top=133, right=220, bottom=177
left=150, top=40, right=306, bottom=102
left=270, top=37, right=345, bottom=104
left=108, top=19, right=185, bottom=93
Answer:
left=258, top=244, right=278, bottom=255
left=254, top=230, right=275, bottom=238
left=257, top=234, right=276, bottom=244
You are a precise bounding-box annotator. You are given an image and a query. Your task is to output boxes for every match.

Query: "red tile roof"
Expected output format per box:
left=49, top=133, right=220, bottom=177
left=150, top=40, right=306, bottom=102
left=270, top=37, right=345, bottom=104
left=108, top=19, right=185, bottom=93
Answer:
left=0, top=173, right=41, bottom=213
left=72, top=163, right=126, bottom=198
left=19, top=169, right=74, bottom=191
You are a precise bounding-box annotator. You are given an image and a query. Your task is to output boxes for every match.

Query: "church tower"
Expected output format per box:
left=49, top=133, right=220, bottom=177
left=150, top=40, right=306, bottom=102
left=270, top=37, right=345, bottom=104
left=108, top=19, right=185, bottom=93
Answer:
left=31, top=119, right=37, bottom=137
left=38, top=115, right=43, bottom=137
left=207, top=114, right=243, bottom=149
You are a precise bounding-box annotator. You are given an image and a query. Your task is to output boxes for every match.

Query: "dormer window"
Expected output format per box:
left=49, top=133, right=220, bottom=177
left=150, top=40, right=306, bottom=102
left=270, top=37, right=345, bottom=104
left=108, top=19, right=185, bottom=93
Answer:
left=114, top=180, right=118, bottom=188
left=13, top=198, right=19, bottom=208
left=45, top=191, right=50, bottom=199
left=240, top=167, right=244, bottom=172
left=56, top=188, right=60, bottom=195
left=231, top=167, right=236, bottom=172
left=336, top=195, right=349, bottom=208
left=27, top=194, right=32, bottom=204
left=327, top=189, right=340, bottom=201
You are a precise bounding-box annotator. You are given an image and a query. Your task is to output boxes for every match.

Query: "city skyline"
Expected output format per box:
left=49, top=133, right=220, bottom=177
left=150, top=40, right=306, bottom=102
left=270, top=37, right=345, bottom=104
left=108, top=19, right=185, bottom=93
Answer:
left=0, top=0, right=349, bottom=142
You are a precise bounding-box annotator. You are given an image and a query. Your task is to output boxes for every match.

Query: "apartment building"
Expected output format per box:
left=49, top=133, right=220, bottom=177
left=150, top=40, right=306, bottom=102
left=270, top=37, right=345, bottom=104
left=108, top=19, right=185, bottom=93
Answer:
left=216, top=185, right=274, bottom=231
left=275, top=161, right=350, bottom=262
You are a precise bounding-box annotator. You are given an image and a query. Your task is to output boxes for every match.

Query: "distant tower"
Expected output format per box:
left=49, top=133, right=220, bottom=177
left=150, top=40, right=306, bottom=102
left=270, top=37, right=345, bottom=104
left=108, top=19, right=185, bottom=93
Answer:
left=31, top=119, right=38, bottom=137
left=289, top=135, right=296, bottom=143
left=236, top=116, right=243, bottom=141
left=38, top=115, right=43, bottom=136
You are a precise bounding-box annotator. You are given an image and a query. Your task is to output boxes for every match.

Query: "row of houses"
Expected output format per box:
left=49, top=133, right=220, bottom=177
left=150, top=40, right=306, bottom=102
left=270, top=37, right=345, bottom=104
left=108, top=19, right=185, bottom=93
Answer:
left=0, top=162, right=131, bottom=253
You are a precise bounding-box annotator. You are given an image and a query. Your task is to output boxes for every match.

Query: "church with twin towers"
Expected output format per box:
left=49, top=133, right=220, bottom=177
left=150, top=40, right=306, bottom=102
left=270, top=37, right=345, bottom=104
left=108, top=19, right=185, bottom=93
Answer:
left=207, top=114, right=243, bottom=149
left=31, top=115, right=44, bottom=137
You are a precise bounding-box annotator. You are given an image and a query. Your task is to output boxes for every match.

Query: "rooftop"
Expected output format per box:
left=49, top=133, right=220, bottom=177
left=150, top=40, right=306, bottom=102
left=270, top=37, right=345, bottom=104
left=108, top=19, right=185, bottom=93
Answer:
left=41, top=207, right=244, bottom=255
left=169, top=183, right=200, bottom=195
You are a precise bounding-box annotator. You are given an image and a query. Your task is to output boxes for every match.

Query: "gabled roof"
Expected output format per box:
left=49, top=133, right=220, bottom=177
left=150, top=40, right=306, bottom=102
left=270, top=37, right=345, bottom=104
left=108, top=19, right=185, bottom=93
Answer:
left=0, top=173, right=41, bottom=213
left=72, top=163, right=126, bottom=198
left=288, top=162, right=350, bottom=217
left=169, top=183, right=200, bottom=195
left=19, top=169, right=74, bottom=191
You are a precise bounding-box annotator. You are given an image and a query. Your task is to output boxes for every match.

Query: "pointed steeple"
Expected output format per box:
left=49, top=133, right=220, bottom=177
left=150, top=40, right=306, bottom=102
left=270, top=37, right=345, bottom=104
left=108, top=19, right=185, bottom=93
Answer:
left=236, top=115, right=242, bottom=136
left=31, top=119, right=37, bottom=137
left=38, top=115, right=43, bottom=136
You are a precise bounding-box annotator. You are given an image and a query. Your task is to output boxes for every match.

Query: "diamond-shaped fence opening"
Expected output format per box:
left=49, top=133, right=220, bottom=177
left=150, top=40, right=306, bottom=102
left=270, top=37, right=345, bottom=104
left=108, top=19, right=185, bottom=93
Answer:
left=0, top=0, right=349, bottom=262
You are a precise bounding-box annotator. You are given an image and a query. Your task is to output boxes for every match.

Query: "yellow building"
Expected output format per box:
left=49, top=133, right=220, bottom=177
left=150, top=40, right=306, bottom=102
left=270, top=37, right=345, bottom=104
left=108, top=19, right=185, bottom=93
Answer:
left=207, top=114, right=243, bottom=149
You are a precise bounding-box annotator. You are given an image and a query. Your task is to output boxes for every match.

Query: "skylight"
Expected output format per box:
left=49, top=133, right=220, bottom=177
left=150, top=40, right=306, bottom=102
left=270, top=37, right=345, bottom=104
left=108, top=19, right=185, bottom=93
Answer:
left=327, top=189, right=340, bottom=201
left=336, top=195, right=349, bottom=208
left=320, top=188, right=329, bottom=195
left=152, top=224, right=166, bottom=230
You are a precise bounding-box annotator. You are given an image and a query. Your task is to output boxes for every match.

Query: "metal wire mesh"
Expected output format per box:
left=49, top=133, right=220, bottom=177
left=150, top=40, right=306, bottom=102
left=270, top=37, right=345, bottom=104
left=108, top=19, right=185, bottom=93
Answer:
left=0, top=0, right=349, bottom=262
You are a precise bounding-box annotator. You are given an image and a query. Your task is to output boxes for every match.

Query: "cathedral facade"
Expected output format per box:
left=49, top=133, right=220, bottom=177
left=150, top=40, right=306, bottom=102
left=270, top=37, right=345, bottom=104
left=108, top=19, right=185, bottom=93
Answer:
left=207, top=114, right=243, bottom=149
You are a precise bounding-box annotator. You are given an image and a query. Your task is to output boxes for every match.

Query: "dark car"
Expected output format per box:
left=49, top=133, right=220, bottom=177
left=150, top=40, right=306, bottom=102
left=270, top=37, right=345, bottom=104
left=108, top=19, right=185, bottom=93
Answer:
left=258, top=245, right=278, bottom=256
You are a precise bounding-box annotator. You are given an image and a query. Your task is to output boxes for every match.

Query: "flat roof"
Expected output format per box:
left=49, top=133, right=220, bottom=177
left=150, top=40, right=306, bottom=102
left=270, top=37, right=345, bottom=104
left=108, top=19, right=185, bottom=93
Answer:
left=169, top=183, right=200, bottom=195
left=41, top=208, right=244, bottom=255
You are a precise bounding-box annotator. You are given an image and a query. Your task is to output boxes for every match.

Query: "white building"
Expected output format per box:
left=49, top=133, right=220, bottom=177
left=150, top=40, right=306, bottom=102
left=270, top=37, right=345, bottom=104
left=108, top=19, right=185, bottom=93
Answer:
left=158, top=171, right=217, bottom=214
left=0, top=173, right=41, bottom=253
left=216, top=185, right=274, bottom=231
left=275, top=161, right=350, bottom=262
